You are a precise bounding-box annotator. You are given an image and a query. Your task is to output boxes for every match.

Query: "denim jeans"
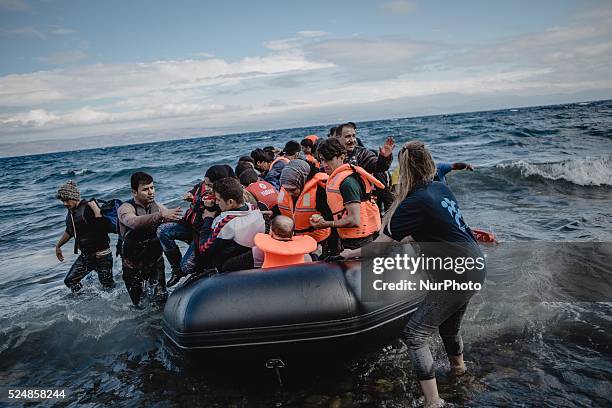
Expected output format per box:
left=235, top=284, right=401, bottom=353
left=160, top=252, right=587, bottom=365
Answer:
left=157, top=222, right=192, bottom=272
left=402, top=287, right=475, bottom=380
left=180, top=243, right=198, bottom=275
left=157, top=222, right=192, bottom=253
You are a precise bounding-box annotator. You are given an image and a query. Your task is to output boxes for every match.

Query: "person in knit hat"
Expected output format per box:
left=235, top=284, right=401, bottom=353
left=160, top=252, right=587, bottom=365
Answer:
left=277, top=159, right=335, bottom=257
left=55, top=180, right=115, bottom=292
left=57, top=180, right=81, bottom=201
left=279, top=159, right=311, bottom=193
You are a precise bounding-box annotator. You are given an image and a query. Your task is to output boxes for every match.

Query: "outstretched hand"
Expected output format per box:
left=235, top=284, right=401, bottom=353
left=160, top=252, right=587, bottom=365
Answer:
left=162, top=207, right=183, bottom=222
left=379, top=136, right=395, bottom=158
left=466, top=163, right=475, bottom=171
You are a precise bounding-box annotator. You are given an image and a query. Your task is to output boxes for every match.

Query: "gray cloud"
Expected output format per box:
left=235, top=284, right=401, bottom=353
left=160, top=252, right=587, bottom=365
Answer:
left=304, top=38, right=443, bottom=81
left=446, top=17, right=612, bottom=86
left=192, top=51, right=215, bottom=58
left=38, top=50, right=87, bottom=65
left=1, top=25, right=76, bottom=40
left=266, top=72, right=316, bottom=88
left=264, top=30, right=328, bottom=51
left=0, top=0, right=29, bottom=12
left=2, top=5, right=612, bottom=153
left=304, top=6, right=612, bottom=87
left=50, top=27, right=75, bottom=35
left=381, top=1, right=416, bottom=15
left=1, top=26, right=45, bottom=40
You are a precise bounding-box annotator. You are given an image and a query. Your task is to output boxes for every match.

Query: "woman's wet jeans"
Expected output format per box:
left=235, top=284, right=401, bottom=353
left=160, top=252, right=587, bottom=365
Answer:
left=403, top=289, right=474, bottom=381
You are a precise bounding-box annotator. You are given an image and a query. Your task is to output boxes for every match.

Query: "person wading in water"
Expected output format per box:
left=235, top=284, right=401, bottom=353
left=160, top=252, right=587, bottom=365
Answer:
left=55, top=180, right=115, bottom=292
left=118, top=172, right=182, bottom=306
left=342, top=141, right=486, bottom=408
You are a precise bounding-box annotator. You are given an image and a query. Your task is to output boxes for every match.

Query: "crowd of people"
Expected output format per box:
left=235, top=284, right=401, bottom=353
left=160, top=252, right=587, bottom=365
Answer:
left=54, top=122, right=482, bottom=408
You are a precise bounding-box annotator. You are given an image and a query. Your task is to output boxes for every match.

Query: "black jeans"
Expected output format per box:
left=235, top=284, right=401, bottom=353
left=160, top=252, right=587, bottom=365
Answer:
left=64, top=252, right=114, bottom=292
left=121, top=257, right=166, bottom=306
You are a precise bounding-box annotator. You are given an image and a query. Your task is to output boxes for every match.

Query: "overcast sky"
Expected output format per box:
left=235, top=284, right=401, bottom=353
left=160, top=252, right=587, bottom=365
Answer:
left=1, top=0, right=611, bottom=155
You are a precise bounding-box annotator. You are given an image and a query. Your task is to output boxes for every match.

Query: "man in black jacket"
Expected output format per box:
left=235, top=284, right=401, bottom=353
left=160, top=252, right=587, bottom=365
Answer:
left=334, top=123, right=396, bottom=213
left=55, top=180, right=114, bottom=292
left=334, top=122, right=394, bottom=174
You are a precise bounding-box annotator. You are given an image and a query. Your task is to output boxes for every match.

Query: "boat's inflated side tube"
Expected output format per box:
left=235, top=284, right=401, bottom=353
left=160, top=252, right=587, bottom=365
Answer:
left=163, top=256, right=426, bottom=353
left=164, top=262, right=357, bottom=335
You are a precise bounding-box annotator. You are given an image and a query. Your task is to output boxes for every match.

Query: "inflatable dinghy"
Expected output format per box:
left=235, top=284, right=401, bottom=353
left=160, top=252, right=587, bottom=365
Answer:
left=162, top=259, right=426, bottom=360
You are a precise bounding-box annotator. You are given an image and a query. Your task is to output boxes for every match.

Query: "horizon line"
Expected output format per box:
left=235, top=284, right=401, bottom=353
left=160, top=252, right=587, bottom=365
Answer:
left=1, top=97, right=609, bottom=161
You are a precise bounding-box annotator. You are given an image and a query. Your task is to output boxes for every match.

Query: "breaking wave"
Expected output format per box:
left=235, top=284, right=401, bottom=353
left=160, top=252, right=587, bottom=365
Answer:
left=60, top=168, right=94, bottom=176
left=496, top=156, right=612, bottom=186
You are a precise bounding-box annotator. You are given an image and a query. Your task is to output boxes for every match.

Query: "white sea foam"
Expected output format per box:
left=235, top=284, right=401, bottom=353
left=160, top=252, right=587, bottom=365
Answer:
left=60, top=168, right=90, bottom=176
left=497, top=156, right=612, bottom=186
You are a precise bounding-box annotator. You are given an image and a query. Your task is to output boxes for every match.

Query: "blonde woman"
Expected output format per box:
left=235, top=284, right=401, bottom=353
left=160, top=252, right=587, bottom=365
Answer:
left=342, top=141, right=486, bottom=408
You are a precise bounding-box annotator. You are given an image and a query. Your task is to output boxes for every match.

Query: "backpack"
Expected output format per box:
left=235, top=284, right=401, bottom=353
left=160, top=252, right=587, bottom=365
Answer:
left=96, top=199, right=123, bottom=234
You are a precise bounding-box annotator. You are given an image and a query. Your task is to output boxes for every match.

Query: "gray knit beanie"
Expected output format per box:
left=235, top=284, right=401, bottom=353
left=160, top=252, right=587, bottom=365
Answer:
left=279, top=159, right=311, bottom=191
left=57, top=180, right=81, bottom=201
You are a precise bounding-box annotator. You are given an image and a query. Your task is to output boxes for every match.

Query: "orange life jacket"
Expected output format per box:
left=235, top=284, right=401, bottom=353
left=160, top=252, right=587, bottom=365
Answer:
left=305, top=154, right=320, bottom=169
left=246, top=180, right=278, bottom=211
left=305, top=134, right=318, bottom=143
left=254, top=233, right=317, bottom=268
left=277, top=173, right=330, bottom=243
left=326, top=164, right=385, bottom=239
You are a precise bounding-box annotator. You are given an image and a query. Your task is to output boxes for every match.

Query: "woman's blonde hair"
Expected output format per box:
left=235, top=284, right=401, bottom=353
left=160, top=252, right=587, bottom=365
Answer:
left=382, top=141, right=437, bottom=230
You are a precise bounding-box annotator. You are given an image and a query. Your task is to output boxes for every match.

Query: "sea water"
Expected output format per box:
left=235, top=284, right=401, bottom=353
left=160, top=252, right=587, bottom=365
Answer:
left=0, top=100, right=610, bottom=406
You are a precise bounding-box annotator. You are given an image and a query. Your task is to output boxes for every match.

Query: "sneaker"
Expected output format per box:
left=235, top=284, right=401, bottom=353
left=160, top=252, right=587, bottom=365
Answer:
left=167, top=271, right=184, bottom=287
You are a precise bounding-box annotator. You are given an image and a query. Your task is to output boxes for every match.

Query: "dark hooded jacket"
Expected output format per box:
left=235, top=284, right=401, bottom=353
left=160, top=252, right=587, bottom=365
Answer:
left=346, top=146, right=392, bottom=175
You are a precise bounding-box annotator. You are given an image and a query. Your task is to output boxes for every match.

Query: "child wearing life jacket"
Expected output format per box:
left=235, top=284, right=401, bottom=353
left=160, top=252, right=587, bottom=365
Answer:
left=159, top=164, right=234, bottom=287
left=188, top=177, right=265, bottom=273
left=253, top=215, right=316, bottom=268
left=310, top=138, right=384, bottom=250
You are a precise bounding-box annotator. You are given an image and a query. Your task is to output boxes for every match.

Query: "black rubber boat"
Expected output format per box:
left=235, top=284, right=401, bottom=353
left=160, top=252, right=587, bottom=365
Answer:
left=162, top=259, right=426, bottom=362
